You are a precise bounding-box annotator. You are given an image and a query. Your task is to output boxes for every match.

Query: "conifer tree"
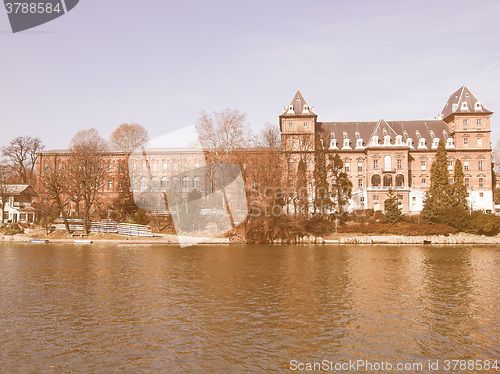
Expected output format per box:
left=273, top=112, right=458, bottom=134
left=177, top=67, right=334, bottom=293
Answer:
left=422, top=139, right=454, bottom=223
left=328, top=154, right=352, bottom=214
left=296, top=158, right=308, bottom=217
left=383, top=188, right=403, bottom=224
left=452, top=159, right=469, bottom=210
left=314, top=135, right=331, bottom=216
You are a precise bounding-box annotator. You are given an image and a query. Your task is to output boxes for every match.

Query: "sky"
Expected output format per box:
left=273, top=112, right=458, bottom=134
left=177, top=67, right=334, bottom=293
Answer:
left=1, top=0, right=500, bottom=150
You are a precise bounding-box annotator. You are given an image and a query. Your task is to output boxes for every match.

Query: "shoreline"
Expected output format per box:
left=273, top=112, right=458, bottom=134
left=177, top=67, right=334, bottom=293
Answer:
left=2, top=233, right=500, bottom=245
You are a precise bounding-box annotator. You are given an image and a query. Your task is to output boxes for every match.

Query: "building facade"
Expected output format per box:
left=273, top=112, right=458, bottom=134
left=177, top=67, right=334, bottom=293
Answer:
left=280, top=86, right=494, bottom=213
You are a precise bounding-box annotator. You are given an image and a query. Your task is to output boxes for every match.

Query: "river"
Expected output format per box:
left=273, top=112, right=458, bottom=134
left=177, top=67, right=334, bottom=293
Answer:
left=0, top=244, right=499, bottom=373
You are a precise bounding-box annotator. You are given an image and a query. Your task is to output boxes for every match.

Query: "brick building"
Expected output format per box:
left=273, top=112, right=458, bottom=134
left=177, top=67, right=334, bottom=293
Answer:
left=280, top=86, right=494, bottom=213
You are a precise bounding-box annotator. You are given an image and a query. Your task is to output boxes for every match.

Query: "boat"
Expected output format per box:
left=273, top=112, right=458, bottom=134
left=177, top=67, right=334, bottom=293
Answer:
left=423, top=240, right=432, bottom=245
left=30, top=239, right=49, bottom=244
left=74, top=239, right=93, bottom=244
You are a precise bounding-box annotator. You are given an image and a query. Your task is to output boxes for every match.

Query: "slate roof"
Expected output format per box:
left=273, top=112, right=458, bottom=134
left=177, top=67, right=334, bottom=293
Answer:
left=280, top=90, right=317, bottom=117
left=1, top=184, right=37, bottom=196
left=317, top=120, right=450, bottom=147
left=441, top=85, right=492, bottom=120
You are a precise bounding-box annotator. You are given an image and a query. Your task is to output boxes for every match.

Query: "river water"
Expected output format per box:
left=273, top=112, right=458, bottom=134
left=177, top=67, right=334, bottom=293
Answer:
left=0, top=244, right=499, bottom=373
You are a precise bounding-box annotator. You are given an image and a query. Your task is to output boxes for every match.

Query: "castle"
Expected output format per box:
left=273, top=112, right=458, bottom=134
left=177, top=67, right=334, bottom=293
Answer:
left=280, top=86, right=494, bottom=213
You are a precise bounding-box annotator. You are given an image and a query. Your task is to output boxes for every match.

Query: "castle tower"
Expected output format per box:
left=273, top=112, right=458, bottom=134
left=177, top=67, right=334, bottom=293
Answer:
left=441, top=85, right=492, bottom=150
left=441, top=85, right=494, bottom=211
left=279, top=90, right=317, bottom=152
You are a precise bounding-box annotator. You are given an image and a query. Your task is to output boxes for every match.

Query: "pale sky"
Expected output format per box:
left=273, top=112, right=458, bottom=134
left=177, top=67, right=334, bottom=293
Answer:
left=1, top=0, right=500, bottom=150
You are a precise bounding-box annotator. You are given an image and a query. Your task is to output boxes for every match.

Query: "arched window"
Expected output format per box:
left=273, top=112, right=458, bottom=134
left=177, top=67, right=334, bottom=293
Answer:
left=395, top=175, right=404, bottom=188
left=182, top=177, right=190, bottom=192
left=172, top=177, right=180, bottom=190
left=383, top=174, right=392, bottom=188
left=371, top=174, right=381, bottom=188
left=140, top=177, right=148, bottom=191
left=193, top=176, right=201, bottom=191
left=151, top=177, right=158, bottom=192
left=384, top=155, right=392, bottom=171
left=161, top=177, right=169, bottom=190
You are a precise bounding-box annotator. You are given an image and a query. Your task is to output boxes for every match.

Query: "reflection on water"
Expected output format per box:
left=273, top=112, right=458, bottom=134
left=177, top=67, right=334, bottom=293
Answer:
left=0, top=244, right=499, bottom=373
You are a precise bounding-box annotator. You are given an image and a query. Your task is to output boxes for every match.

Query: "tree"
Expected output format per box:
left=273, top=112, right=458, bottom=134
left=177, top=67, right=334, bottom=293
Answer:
left=39, top=155, right=71, bottom=233
left=68, top=128, right=108, bottom=234
left=328, top=154, right=352, bottom=215
left=422, top=139, right=454, bottom=224
left=314, top=135, right=331, bottom=216
left=452, top=159, right=469, bottom=210
left=383, top=188, right=402, bottom=224
left=2, top=136, right=44, bottom=184
left=0, top=161, right=9, bottom=224
left=196, top=108, right=252, bottom=163
left=296, top=158, right=308, bottom=217
left=109, top=123, right=150, bottom=151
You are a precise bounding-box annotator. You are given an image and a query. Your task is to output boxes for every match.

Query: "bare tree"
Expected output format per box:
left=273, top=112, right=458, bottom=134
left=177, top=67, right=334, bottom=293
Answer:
left=109, top=123, right=149, bottom=151
left=2, top=136, right=44, bottom=184
left=0, top=161, right=9, bottom=224
left=196, top=108, right=253, bottom=163
left=68, top=128, right=107, bottom=234
left=39, top=155, right=71, bottom=233
left=255, top=123, right=281, bottom=149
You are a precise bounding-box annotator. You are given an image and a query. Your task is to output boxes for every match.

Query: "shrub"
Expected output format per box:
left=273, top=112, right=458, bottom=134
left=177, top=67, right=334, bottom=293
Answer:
left=465, top=212, right=500, bottom=236
left=338, top=222, right=455, bottom=236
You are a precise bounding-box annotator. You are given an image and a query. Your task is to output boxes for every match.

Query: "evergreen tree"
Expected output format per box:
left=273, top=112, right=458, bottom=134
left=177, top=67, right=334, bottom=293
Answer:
left=328, top=154, right=353, bottom=215
left=383, top=188, right=403, bottom=224
left=452, top=159, right=469, bottom=210
left=422, top=139, right=454, bottom=224
left=314, top=135, right=332, bottom=216
left=296, top=158, right=309, bottom=217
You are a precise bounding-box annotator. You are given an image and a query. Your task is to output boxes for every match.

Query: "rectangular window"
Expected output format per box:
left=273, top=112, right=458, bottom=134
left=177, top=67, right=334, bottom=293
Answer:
left=477, top=119, right=482, bottom=125
left=358, top=179, right=363, bottom=188
left=397, top=159, right=402, bottom=169
left=479, top=178, right=484, bottom=187
left=163, top=162, right=168, bottom=171
left=464, top=161, right=469, bottom=171
left=288, top=122, right=293, bottom=128
left=465, top=178, right=470, bottom=188
left=345, top=162, right=350, bottom=172
left=464, top=138, right=468, bottom=145
left=303, top=122, right=309, bottom=128
left=142, top=162, right=147, bottom=172
left=448, top=160, right=453, bottom=170
left=463, top=119, right=468, bottom=125
left=195, top=161, right=200, bottom=170
left=412, top=196, right=416, bottom=201
left=397, top=195, right=403, bottom=200
left=152, top=162, right=157, bottom=172
left=108, top=180, right=113, bottom=189
left=373, top=195, right=379, bottom=201
left=289, top=139, right=293, bottom=147
left=358, top=162, right=362, bottom=172
left=373, top=160, right=378, bottom=169
left=422, top=178, right=427, bottom=187
left=184, top=162, right=189, bottom=171
left=174, top=162, right=178, bottom=171
left=421, top=161, right=426, bottom=171
left=480, top=192, right=484, bottom=197
left=108, top=163, right=113, bottom=173
left=478, top=160, right=483, bottom=170
left=478, top=138, right=483, bottom=146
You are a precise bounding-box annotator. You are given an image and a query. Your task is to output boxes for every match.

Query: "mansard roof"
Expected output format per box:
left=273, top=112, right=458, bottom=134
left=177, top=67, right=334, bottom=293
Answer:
left=317, top=120, right=450, bottom=145
left=280, top=90, right=317, bottom=117
left=441, top=85, right=492, bottom=120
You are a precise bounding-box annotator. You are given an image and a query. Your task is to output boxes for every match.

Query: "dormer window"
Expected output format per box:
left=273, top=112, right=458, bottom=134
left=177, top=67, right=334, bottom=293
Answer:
left=329, top=138, right=337, bottom=150
left=475, top=102, right=482, bottom=111
left=432, top=138, right=439, bottom=148
left=330, top=131, right=335, bottom=139
left=442, top=130, right=448, bottom=139
left=462, top=102, right=468, bottom=110
left=446, top=138, right=454, bottom=148
left=372, top=135, right=379, bottom=146
left=384, top=135, right=391, bottom=146
left=342, top=138, right=351, bottom=149
left=403, top=130, right=409, bottom=140
left=429, top=130, right=435, bottom=139
left=395, top=135, right=402, bottom=145
left=406, top=138, right=413, bottom=147
left=356, top=138, right=364, bottom=148
left=287, top=105, right=294, bottom=114
left=418, top=138, right=427, bottom=148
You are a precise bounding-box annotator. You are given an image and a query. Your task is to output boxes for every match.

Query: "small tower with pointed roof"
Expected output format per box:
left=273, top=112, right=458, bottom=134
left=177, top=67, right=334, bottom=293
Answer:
left=441, top=85, right=492, bottom=151
left=279, top=90, right=317, bottom=152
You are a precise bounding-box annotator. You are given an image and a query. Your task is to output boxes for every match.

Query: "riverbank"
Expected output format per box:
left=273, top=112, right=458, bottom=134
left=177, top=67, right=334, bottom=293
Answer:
left=2, top=232, right=500, bottom=245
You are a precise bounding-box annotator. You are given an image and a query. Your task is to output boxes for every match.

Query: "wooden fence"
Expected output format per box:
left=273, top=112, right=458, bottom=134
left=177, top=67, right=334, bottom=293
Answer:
left=53, top=219, right=153, bottom=237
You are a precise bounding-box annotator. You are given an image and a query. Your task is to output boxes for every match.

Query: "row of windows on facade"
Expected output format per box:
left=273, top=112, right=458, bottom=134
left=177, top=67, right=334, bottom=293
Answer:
left=130, top=160, right=201, bottom=173
left=130, top=176, right=202, bottom=192
left=369, top=190, right=486, bottom=202
left=289, top=157, right=484, bottom=173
